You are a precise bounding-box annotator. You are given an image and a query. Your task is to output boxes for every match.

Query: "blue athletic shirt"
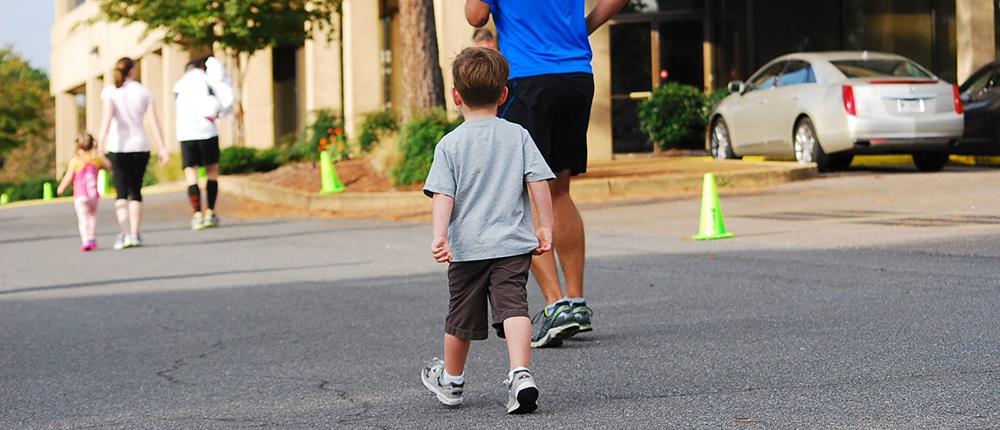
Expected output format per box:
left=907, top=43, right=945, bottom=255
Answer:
left=481, top=0, right=593, bottom=79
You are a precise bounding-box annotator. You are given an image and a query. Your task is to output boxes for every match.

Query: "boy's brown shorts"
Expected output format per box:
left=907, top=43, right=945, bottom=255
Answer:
left=446, top=253, right=532, bottom=341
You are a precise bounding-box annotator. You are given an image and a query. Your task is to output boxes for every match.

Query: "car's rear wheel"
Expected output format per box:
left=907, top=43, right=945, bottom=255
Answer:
left=829, top=153, right=854, bottom=171
left=912, top=153, right=949, bottom=172
left=793, top=117, right=832, bottom=172
left=710, top=117, right=739, bottom=160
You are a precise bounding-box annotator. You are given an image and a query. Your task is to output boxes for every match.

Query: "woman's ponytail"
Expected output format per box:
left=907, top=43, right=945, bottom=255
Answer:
left=114, top=57, right=135, bottom=88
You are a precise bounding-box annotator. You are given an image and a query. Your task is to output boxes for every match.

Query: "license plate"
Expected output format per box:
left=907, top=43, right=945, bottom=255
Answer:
left=897, top=99, right=924, bottom=113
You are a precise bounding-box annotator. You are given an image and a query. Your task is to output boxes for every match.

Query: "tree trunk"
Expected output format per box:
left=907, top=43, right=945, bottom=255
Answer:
left=230, top=52, right=247, bottom=147
left=399, top=0, right=445, bottom=123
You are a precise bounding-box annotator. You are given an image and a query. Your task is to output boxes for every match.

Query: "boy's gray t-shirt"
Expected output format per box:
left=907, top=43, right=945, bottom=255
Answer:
left=423, top=117, right=555, bottom=262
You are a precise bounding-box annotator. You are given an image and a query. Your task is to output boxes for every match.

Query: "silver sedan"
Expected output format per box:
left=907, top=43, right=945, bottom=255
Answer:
left=707, top=52, right=964, bottom=172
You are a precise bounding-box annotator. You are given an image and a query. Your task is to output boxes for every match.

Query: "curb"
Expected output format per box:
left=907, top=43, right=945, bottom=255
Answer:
left=221, top=161, right=817, bottom=215
left=0, top=181, right=188, bottom=210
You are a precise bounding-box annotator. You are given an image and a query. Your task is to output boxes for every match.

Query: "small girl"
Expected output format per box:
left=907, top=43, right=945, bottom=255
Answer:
left=57, top=133, right=109, bottom=251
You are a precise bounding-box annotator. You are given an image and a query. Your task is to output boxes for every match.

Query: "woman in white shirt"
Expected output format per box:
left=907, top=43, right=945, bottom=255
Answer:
left=97, top=57, right=170, bottom=250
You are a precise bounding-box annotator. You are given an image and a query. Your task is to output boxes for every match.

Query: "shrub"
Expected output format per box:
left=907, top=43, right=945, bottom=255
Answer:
left=357, top=110, right=399, bottom=153
left=391, top=110, right=462, bottom=186
left=219, top=146, right=279, bottom=174
left=305, top=109, right=350, bottom=161
left=638, top=82, right=706, bottom=150
left=0, top=177, right=57, bottom=202
left=702, top=88, right=731, bottom=123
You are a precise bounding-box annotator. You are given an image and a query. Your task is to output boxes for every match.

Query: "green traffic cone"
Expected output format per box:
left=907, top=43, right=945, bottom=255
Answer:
left=692, top=173, right=734, bottom=240
left=97, top=169, right=108, bottom=197
left=319, top=151, right=345, bottom=194
left=43, top=182, right=54, bottom=201
left=0, top=193, right=8, bottom=205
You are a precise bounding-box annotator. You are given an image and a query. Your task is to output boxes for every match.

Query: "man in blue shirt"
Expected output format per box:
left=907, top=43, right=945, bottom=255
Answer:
left=466, top=0, right=627, bottom=348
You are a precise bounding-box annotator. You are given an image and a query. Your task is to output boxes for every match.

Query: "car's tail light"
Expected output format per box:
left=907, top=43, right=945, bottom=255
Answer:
left=952, top=84, right=964, bottom=114
left=842, top=85, right=856, bottom=116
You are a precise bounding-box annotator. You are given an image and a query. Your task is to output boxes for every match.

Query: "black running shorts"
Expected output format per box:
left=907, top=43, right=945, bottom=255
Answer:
left=107, top=151, right=150, bottom=202
left=500, top=73, right=595, bottom=176
left=445, top=253, right=532, bottom=341
left=181, top=136, right=221, bottom=168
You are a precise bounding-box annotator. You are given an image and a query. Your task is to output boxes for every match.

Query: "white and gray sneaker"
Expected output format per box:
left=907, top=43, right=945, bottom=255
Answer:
left=126, top=234, right=142, bottom=248
left=113, top=234, right=128, bottom=250
left=505, top=369, right=539, bottom=414
left=421, top=358, right=463, bottom=406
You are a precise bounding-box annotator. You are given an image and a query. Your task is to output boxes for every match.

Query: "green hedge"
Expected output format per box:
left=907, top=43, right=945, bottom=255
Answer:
left=391, top=110, right=462, bottom=186
left=219, top=146, right=280, bottom=174
left=638, top=83, right=730, bottom=150
left=0, top=177, right=56, bottom=202
left=357, top=110, right=398, bottom=153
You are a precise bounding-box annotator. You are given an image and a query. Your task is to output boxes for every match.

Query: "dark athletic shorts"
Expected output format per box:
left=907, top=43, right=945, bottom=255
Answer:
left=445, top=253, right=532, bottom=341
left=500, top=73, right=595, bottom=176
left=181, top=136, right=220, bottom=168
left=106, top=152, right=150, bottom=202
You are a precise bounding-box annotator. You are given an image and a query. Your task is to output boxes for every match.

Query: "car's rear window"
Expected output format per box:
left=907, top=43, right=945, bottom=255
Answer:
left=831, top=60, right=932, bottom=79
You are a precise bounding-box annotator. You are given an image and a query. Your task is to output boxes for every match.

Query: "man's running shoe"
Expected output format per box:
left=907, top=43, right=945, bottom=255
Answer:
left=530, top=303, right=579, bottom=348
left=505, top=369, right=538, bottom=414
left=113, top=234, right=128, bottom=250
left=203, top=210, right=220, bottom=228
left=420, top=358, right=463, bottom=406
left=570, top=301, right=593, bottom=333
left=191, top=212, right=206, bottom=231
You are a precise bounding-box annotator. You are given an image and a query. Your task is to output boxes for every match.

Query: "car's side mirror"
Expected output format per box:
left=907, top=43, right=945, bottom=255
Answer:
left=728, top=80, right=745, bottom=95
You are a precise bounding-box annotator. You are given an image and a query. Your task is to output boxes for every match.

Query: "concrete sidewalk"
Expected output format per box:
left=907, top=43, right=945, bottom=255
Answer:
left=221, top=158, right=817, bottom=216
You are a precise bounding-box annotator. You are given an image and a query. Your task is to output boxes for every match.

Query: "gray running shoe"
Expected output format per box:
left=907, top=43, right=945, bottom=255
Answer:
left=505, top=369, right=539, bottom=414
left=203, top=210, right=220, bottom=228
left=530, top=303, right=579, bottom=348
left=191, top=212, right=206, bottom=231
left=571, top=302, right=593, bottom=333
left=113, top=234, right=128, bottom=250
left=421, top=358, right=463, bottom=406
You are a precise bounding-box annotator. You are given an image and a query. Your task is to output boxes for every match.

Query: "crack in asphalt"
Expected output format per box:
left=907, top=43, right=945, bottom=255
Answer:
left=155, top=340, right=225, bottom=385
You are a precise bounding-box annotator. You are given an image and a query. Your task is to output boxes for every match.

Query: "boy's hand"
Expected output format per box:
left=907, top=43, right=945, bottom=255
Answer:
left=534, top=227, right=552, bottom=255
left=431, top=236, right=453, bottom=263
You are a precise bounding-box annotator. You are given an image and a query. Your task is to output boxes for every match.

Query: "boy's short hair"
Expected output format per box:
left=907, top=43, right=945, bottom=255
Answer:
left=452, top=47, right=509, bottom=107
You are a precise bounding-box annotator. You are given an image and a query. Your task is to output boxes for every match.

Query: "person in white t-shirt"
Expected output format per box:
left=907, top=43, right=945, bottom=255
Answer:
left=97, top=57, right=170, bottom=250
left=173, top=57, right=233, bottom=230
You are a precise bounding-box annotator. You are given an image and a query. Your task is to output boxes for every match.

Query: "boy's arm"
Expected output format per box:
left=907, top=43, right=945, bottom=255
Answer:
left=56, top=166, right=74, bottom=196
left=431, top=193, right=455, bottom=263
left=527, top=181, right=553, bottom=255
left=586, top=0, right=629, bottom=34
left=465, top=0, right=491, bottom=27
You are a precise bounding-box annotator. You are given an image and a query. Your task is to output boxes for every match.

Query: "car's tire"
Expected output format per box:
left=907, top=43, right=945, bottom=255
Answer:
left=710, top=117, right=740, bottom=160
left=829, top=153, right=854, bottom=171
left=912, top=153, right=949, bottom=172
left=793, top=117, right=832, bottom=172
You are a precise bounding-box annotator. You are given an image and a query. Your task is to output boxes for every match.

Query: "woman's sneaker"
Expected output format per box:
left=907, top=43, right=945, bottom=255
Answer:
left=530, top=303, right=580, bottom=348
left=421, top=358, right=463, bottom=406
left=571, top=302, right=593, bottom=333
left=113, top=234, right=128, bottom=250
left=505, top=369, right=539, bottom=414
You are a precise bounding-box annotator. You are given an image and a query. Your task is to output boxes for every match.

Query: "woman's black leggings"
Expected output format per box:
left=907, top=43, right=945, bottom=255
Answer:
left=107, top=152, right=150, bottom=202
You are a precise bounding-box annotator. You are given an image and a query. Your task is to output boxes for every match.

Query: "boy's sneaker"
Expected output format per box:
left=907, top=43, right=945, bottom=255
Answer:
left=203, top=210, right=220, bottom=228
left=505, top=369, right=539, bottom=414
left=571, top=302, right=593, bottom=333
left=530, top=303, right=580, bottom=348
left=420, top=358, right=463, bottom=406
left=191, top=212, right=206, bottom=231
left=113, top=234, right=128, bottom=250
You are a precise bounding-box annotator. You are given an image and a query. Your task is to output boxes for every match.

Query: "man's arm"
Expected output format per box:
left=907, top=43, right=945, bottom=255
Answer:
left=465, top=0, right=490, bottom=27
left=585, top=0, right=628, bottom=34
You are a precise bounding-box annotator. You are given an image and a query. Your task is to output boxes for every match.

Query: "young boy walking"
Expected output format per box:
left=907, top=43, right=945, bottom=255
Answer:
left=421, top=47, right=555, bottom=414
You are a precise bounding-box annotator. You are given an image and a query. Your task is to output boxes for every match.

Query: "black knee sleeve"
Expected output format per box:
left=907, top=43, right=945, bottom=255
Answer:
left=206, top=180, right=218, bottom=210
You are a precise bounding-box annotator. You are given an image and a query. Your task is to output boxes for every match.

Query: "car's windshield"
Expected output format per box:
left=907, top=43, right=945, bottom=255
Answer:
left=831, top=60, right=933, bottom=79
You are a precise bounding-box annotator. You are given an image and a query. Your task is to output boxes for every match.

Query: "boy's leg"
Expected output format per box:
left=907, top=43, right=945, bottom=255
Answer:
left=444, top=334, right=471, bottom=377
left=502, top=316, right=531, bottom=370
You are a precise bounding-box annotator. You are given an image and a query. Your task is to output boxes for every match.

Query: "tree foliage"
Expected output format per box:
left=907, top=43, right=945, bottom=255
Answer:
left=0, top=46, right=51, bottom=154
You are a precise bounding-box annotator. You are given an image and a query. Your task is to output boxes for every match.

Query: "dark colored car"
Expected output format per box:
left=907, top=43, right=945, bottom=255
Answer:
left=955, top=61, right=1000, bottom=155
